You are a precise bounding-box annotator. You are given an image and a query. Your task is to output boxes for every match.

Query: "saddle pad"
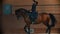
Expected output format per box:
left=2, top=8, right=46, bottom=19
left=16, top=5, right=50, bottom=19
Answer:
left=28, top=12, right=38, bottom=24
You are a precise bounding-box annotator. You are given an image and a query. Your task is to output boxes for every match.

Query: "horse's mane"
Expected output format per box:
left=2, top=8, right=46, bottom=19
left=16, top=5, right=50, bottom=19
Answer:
left=15, top=8, right=30, bottom=15
left=15, top=8, right=28, bottom=12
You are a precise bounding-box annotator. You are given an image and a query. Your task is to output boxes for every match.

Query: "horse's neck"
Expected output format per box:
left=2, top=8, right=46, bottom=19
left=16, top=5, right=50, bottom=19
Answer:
left=22, top=14, right=28, bottom=18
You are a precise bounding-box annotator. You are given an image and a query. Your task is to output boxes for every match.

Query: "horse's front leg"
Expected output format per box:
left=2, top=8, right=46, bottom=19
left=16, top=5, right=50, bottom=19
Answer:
left=24, top=24, right=30, bottom=34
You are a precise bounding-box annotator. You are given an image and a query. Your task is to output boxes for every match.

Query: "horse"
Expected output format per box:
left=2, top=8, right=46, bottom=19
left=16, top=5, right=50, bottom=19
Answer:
left=15, top=8, right=56, bottom=34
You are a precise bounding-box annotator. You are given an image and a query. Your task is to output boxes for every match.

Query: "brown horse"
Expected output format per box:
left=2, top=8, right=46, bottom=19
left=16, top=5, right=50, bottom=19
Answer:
left=15, top=8, right=56, bottom=34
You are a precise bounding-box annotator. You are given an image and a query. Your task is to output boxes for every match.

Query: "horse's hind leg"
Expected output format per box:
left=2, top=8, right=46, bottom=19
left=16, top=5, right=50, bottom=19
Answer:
left=46, top=26, right=51, bottom=34
left=43, top=21, right=51, bottom=34
left=48, top=27, right=51, bottom=34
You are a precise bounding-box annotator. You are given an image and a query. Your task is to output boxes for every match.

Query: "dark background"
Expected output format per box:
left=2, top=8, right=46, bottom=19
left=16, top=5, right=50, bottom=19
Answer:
left=0, top=0, right=2, bottom=34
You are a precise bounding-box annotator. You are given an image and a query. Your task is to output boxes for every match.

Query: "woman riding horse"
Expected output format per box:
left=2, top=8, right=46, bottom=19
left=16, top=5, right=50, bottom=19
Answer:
left=15, top=8, right=56, bottom=34
left=15, top=0, right=56, bottom=34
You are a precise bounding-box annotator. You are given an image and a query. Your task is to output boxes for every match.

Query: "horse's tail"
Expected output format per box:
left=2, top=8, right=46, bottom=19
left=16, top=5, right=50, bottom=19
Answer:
left=49, top=13, right=57, bottom=27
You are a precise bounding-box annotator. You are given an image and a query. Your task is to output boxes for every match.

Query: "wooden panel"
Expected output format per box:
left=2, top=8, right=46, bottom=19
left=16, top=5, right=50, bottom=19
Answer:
left=3, top=0, right=60, bottom=5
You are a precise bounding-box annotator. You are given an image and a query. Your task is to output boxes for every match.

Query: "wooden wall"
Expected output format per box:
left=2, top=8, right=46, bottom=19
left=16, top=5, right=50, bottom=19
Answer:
left=2, top=0, right=60, bottom=34
left=3, top=0, right=60, bottom=14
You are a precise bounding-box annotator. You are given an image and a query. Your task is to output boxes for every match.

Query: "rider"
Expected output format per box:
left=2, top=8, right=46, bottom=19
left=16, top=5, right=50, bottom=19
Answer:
left=31, top=0, right=38, bottom=13
left=29, top=0, right=38, bottom=24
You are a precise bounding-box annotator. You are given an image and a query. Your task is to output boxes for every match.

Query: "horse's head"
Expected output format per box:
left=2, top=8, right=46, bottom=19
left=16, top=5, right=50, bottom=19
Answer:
left=15, top=8, right=29, bottom=20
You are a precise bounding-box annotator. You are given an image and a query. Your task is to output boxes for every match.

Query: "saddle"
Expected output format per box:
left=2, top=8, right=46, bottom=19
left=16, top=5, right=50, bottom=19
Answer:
left=28, top=11, right=38, bottom=24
